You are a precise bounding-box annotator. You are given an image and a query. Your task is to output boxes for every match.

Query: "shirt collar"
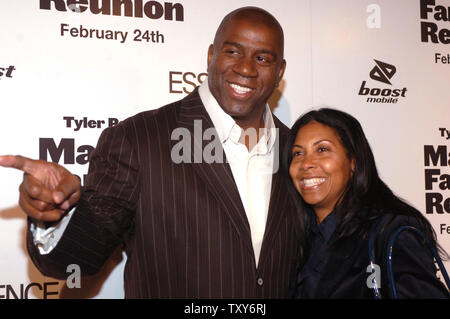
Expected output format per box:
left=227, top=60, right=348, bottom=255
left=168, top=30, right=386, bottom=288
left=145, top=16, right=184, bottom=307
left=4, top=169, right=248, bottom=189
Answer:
left=311, top=210, right=336, bottom=242
left=198, top=78, right=277, bottom=154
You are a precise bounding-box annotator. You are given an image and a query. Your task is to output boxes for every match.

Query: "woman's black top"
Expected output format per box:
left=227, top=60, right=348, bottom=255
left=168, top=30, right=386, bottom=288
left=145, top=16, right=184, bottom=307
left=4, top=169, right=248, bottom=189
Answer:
left=290, top=211, right=336, bottom=298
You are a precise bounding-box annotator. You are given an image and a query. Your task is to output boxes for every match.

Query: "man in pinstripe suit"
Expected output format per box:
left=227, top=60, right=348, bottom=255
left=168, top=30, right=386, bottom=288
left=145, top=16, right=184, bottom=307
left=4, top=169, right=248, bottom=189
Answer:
left=0, top=7, right=302, bottom=298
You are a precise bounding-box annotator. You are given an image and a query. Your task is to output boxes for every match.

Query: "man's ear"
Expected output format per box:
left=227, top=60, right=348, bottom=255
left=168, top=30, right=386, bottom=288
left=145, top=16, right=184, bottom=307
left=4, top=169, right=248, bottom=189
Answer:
left=207, top=44, right=214, bottom=73
left=276, top=59, right=286, bottom=88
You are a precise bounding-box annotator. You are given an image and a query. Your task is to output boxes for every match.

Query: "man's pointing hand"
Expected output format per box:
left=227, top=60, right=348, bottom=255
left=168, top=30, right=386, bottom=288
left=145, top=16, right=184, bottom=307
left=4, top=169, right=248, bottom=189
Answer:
left=0, top=155, right=81, bottom=221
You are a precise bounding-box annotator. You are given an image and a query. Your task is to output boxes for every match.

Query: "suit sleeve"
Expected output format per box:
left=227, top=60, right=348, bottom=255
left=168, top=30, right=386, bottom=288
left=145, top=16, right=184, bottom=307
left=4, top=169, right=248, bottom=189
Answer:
left=27, top=123, right=139, bottom=279
left=383, top=219, right=450, bottom=299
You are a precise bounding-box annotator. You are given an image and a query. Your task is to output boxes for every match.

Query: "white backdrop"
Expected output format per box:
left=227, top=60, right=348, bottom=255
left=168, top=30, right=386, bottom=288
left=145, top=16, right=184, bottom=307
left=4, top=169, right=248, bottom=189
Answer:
left=0, top=0, right=448, bottom=298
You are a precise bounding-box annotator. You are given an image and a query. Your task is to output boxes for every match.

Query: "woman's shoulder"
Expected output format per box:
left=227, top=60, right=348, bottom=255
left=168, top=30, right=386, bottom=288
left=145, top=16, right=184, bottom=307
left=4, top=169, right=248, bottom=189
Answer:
left=366, top=209, right=427, bottom=245
left=371, top=208, right=424, bottom=231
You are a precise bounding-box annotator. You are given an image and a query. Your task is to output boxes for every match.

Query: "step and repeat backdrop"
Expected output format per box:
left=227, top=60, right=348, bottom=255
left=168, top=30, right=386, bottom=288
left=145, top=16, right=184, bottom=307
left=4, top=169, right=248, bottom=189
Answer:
left=0, top=0, right=448, bottom=298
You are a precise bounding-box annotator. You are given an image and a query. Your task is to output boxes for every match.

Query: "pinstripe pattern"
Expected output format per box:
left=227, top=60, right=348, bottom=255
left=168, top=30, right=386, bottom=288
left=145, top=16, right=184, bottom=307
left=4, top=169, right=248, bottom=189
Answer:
left=27, top=89, right=301, bottom=298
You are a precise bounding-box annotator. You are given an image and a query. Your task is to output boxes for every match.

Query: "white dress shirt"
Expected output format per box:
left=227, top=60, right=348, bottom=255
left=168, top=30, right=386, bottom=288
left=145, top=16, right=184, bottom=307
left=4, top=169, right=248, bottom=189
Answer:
left=199, top=79, right=277, bottom=266
left=32, top=79, right=278, bottom=266
left=31, top=210, right=74, bottom=254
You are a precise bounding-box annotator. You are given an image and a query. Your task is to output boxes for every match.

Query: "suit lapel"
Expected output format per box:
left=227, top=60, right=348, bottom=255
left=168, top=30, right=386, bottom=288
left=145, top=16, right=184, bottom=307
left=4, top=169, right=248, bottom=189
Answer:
left=258, top=119, right=295, bottom=268
left=176, top=89, right=253, bottom=254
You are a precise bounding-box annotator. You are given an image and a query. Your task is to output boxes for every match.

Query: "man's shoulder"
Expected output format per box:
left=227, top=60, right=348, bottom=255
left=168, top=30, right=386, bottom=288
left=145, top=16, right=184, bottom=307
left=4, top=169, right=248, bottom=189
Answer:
left=272, top=113, right=290, bottom=146
left=119, top=89, right=203, bottom=129
left=272, top=114, right=288, bottom=129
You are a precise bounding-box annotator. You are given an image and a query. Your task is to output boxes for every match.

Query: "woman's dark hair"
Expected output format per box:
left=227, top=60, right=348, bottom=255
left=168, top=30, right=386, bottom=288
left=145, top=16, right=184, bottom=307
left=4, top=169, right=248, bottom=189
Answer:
left=282, top=107, right=445, bottom=266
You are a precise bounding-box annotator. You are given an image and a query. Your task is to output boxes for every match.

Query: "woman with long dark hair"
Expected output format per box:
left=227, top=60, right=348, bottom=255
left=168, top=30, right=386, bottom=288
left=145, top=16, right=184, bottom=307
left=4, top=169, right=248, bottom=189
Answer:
left=283, top=108, right=449, bottom=298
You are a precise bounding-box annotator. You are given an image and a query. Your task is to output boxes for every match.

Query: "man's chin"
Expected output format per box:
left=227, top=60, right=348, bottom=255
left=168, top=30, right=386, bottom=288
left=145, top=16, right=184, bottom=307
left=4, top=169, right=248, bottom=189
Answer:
left=225, top=108, right=255, bottom=121
left=223, top=99, right=262, bottom=114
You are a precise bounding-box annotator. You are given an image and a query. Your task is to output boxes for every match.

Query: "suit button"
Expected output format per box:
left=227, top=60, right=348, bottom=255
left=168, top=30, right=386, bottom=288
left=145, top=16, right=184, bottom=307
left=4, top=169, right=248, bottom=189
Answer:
left=257, top=277, right=264, bottom=286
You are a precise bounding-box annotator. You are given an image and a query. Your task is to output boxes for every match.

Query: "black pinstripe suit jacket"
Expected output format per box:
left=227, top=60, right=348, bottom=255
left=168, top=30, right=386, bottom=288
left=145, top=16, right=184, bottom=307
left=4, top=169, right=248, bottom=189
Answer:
left=27, top=89, right=301, bottom=298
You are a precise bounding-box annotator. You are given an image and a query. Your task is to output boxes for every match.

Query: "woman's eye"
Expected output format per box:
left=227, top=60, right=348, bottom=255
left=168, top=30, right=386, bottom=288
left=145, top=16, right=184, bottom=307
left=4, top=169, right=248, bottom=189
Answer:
left=292, top=151, right=303, bottom=157
left=317, top=146, right=328, bottom=153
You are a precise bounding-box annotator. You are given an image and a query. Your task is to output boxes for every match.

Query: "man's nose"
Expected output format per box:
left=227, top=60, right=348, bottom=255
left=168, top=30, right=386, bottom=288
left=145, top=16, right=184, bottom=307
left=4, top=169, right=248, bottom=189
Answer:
left=233, top=56, right=257, bottom=77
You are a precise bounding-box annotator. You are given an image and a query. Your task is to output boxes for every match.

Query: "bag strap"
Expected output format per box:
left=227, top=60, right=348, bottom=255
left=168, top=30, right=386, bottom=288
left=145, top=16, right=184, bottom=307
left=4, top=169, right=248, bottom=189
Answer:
left=386, top=226, right=450, bottom=299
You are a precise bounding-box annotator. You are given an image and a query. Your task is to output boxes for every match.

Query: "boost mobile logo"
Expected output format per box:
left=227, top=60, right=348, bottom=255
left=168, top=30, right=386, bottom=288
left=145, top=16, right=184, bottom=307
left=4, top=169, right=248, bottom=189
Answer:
left=358, top=59, right=407, bottom=104
left=369, top=60, right=396, bottom=85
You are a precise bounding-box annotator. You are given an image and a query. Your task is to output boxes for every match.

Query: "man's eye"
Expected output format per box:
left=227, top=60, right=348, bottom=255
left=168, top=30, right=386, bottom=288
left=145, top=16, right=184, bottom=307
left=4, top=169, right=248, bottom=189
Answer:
left=257, top=56, right=267, bottom=62
left=225, top=49, right=239, bottom=55
left=257, top=56, right=272, bottom=64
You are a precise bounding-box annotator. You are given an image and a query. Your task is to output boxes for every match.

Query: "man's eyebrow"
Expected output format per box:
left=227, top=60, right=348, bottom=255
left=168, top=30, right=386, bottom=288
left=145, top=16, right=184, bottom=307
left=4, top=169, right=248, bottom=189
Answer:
left=222, top=41, right=277, bottom=57
left=223, top=41, right=242, bottom=48
left=257, top=49, right=276, bottom=56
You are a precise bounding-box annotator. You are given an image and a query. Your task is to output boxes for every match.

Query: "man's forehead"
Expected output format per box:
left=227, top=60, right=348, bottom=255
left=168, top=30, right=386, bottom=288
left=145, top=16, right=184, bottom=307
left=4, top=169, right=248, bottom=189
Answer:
left=221, top=14, right=280, bottom=34
left=211, top=8, right=285, bottom=57
left=215, top=16, right=283, bottom=45
left=214, top=8, right=283, bottom=39
left=223, top=7, right=279, bottom=25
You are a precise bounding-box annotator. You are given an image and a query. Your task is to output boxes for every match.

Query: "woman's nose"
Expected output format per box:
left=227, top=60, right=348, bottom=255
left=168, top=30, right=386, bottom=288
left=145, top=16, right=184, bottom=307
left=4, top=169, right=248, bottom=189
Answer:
left=301, top=153, right=315, bottom=170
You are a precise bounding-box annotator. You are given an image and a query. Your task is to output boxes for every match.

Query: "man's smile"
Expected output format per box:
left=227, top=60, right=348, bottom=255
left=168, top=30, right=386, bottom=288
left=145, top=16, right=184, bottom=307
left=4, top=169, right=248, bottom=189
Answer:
left=227, top=82, right=256, bottom=98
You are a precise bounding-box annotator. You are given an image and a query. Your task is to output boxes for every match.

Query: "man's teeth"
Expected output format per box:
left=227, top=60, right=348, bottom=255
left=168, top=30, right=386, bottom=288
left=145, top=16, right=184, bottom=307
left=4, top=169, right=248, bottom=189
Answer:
left=230, top=83, right=252, bottom=94
left=303, top=178, right=326, bottom=187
